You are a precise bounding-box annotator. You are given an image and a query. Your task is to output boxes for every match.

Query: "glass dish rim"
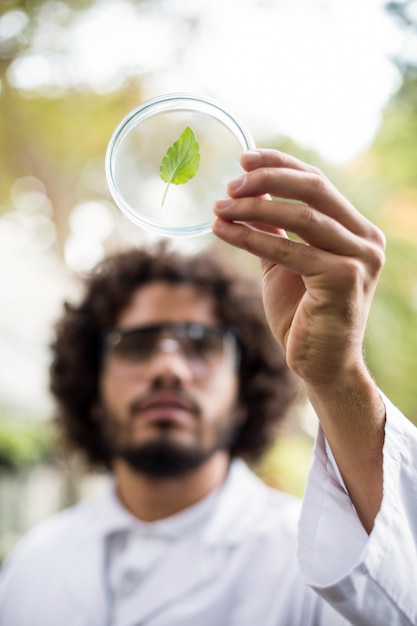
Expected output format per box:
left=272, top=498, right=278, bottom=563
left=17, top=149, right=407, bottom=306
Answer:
left=105, top=92, right=256, bottom=238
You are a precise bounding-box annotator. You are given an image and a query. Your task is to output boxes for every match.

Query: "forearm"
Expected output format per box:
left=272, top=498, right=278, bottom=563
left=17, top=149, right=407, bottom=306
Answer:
left=304, top=366, right=386, bottom=534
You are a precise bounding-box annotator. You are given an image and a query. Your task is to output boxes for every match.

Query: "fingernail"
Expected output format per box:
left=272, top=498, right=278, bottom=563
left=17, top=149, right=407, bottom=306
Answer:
left=215, top=199, right=234, bottom=211
left=244, top=150, right=261, bottom=165
left=212, top=216, right=231, bottom=235
left=228, top=174, right=246, bottom=192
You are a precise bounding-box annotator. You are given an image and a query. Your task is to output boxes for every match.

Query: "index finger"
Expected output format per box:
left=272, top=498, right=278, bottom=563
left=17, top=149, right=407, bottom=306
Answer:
left=232, top=149, right=384, bottom=246
left=240, top=149, right=321, bottom=174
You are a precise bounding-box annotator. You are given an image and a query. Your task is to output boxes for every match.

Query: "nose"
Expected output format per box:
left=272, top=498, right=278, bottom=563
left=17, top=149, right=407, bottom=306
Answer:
left=159, top=338, right=182, bottom=354
left=144, top=337, right=194, bottom=384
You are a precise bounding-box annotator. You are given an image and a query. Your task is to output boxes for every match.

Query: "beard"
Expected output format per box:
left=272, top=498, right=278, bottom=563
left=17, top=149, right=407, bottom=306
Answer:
left=114, top=435, right=223, bottom=477
left=97, top=398, right=241, bottom=478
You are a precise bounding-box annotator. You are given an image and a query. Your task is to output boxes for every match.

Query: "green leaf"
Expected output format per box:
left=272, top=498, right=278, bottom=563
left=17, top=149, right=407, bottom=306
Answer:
left=160, top=127, right=200, bottom=206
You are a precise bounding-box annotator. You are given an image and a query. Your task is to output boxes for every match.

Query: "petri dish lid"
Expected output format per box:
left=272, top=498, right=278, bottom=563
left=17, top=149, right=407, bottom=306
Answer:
left=105, top=93, right=255, bottom=238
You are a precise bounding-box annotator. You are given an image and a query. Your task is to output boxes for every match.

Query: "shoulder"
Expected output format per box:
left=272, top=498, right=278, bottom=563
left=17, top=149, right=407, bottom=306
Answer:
left=1, top=498, right=96, bottom=572
left=0, top=495, right=109, bottom=625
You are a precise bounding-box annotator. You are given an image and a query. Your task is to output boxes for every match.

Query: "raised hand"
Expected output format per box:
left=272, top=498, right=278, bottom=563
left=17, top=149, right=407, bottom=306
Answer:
left=213, top=149, right=386, bottom=389
left=213, top=149, right=387, bottom=532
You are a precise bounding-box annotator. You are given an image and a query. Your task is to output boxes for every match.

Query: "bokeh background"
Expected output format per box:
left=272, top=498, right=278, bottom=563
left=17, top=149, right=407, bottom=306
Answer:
left=1, top=0, right=417, bottom=561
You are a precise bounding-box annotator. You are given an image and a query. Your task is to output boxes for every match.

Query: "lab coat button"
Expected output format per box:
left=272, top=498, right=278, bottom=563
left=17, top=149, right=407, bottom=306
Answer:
left=121, top=570, right=142, bottom=594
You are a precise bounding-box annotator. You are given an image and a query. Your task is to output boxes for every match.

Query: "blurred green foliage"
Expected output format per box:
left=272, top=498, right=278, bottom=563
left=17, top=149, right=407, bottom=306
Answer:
left=0, top=86, right=142, bottom=249
left=256, top=435, right=314, bottom=499
left=0, top=416, right=56, bottom=470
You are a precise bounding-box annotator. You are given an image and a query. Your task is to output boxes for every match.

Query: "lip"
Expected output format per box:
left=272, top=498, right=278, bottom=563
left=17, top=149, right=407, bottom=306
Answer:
left=133, top=392, right=197, bottom=424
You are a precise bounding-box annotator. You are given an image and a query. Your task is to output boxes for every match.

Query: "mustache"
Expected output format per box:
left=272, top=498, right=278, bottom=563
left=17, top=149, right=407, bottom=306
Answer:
left=128, top=386, right=201, bottom=420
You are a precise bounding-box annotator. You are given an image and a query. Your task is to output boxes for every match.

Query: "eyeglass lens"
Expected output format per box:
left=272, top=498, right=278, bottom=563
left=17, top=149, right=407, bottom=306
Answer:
left=103, top=323, right=238, bottom=371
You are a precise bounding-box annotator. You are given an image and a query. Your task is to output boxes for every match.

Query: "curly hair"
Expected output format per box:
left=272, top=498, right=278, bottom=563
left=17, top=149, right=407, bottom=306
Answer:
left=50, top=243, right=297, bottom=470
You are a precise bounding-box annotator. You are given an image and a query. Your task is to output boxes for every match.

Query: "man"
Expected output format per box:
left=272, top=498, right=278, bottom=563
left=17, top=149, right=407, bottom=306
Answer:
left=0, top=149, right=416, bottom=625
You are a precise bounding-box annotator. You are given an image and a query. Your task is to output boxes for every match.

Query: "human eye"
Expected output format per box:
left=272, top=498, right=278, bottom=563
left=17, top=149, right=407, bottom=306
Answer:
left=192, top=332, right=223, bottom=360
left=111, top=328, right=157, bottom=362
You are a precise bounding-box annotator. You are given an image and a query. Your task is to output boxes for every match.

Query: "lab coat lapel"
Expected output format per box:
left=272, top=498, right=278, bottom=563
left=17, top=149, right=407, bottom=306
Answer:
left=117, top=530, right=214, bottom=626
left=63, top=513, right=109, bottom=626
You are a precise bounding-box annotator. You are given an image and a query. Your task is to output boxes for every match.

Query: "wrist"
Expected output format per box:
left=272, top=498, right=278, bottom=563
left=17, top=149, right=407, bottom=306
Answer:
left=303, top=360, right=374, bottom=403
left=303, top=363, right=385, bottom=433
left=303, top=363, right=386, bottom=535
left=303, top=365, right=386, bottom=494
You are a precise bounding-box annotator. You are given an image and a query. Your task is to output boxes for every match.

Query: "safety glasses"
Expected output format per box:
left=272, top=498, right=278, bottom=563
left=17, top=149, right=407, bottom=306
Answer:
left=101, top=322, right=240, bottom=375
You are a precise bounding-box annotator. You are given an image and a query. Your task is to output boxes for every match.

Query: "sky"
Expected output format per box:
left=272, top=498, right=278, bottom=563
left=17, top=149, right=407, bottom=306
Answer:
left=0, top=0, right=411, bottom=416
left=143, top=0, right=405, bottom=162
left=6, top=0, right=407, bottom=162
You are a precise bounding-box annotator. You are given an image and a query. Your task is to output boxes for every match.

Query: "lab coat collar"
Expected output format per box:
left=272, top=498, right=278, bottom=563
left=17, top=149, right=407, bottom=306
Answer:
left=91, top=458, right=272, bottom=544
left=118, top=459, right=275, bottom=626
left=64, top=459, right=274, bottom=626
left=203, top=458, right=274, bottom=543
left=115, top=529, right=213, bottom=625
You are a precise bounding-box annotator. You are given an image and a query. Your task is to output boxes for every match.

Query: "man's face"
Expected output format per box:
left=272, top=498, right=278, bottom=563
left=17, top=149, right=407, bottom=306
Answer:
left=97, top=281, right=243, bottom=477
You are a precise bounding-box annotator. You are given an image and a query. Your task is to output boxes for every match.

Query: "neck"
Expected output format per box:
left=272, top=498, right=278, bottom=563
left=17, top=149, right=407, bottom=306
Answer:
left=113, top=451, right=230, bottom=522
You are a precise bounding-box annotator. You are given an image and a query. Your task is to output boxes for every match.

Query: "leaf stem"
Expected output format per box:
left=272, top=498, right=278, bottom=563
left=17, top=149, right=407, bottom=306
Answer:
left=161, top=181, right=171, bottom=207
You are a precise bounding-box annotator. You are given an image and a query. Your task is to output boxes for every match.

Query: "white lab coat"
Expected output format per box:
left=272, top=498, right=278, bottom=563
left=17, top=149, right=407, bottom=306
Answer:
left=299, top=393, right=417, bottom=625
left=0, top=393, right=416, bottom=626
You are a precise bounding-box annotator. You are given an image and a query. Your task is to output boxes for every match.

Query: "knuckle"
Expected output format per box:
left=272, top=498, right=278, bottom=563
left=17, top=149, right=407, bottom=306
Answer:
left=307, top=168, right=330, bottom=197
left=337, top=248, right=384, bottom=288
left=310, top=165, right=325, bottom=177
left=373, top=225, right=387, bottom=252
left=298, top=203, right=321, bottom=226
left=304, top=168, right=330, bottom=204
left=277, top=234, right=298, bottom=262
left=276, top=152, right=292, bottom=169
left=363, top=219, right=386, bottom=251
left=337, top=257, right=363, bottom=286
left=253, top=166, right=279, bottom=189
left=367, top=242, right=386, bottom=273
left=235, top=225, right=256, bottom=253
left=362, top=223, right=386, bottom=273
left=260, top=167, right=275, bottom=186
left=240, top=196, right=264, bottom=217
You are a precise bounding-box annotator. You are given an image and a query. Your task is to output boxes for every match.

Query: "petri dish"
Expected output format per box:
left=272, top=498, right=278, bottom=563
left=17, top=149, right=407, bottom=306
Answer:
left=105, top=93, right=256, bottom=238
